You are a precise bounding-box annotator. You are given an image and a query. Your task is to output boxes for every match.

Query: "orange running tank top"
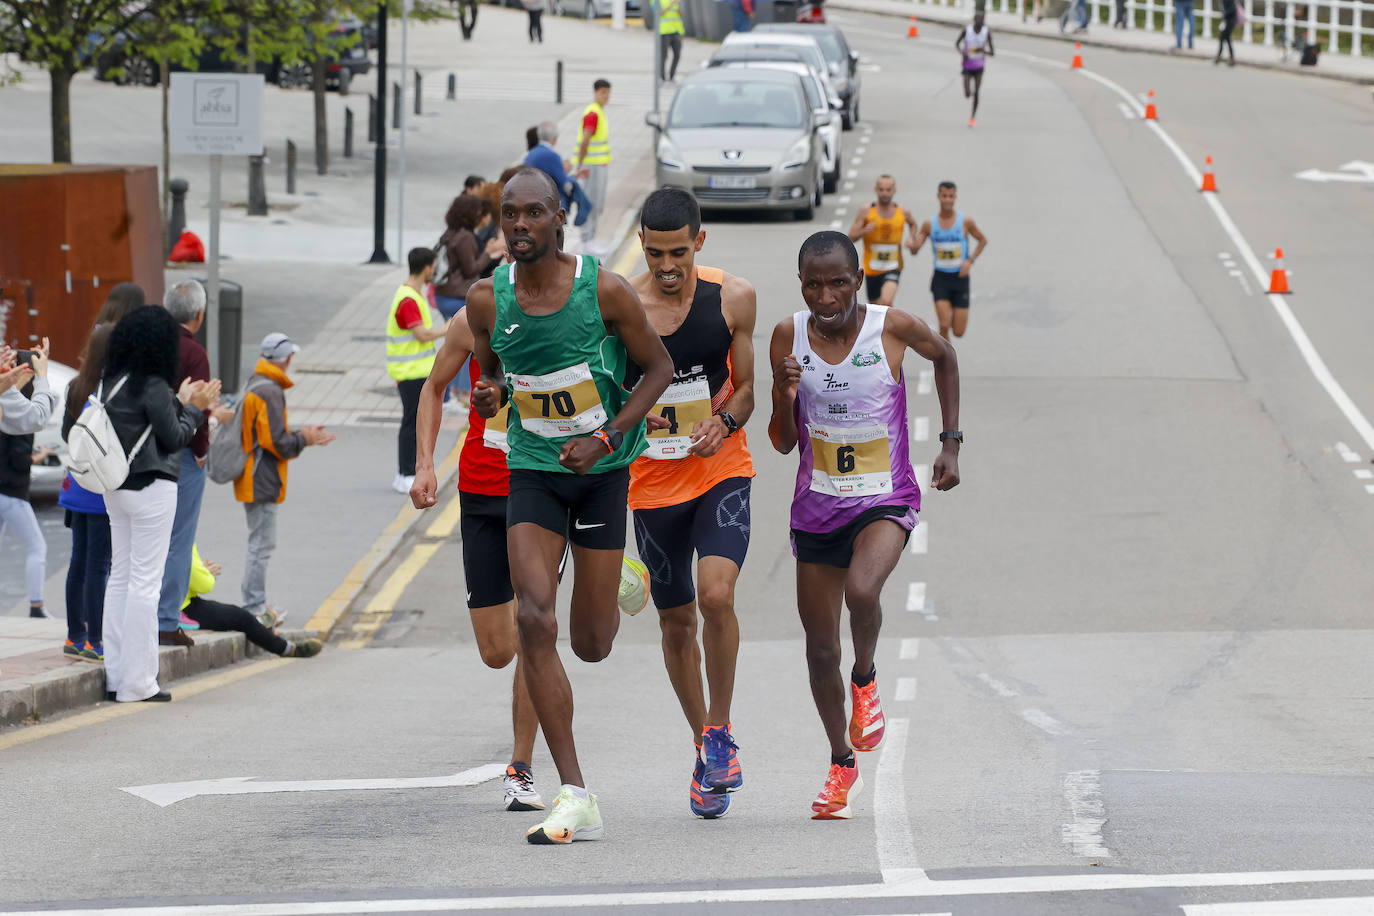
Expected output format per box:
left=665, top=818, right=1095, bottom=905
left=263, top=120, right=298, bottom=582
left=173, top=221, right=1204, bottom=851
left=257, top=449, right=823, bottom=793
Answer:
left=624, top=266, right=755, bottom=511
left=862, top=205, right=905, bottom=276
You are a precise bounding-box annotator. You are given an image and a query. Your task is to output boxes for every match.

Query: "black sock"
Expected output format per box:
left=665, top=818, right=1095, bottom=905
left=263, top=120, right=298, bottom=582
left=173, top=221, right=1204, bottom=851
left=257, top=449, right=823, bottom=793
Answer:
left=852, top=665, right=876, bottom=687
left=510, top=760, right=531, bottom=774
left=831, top=751, right=856, bottom=768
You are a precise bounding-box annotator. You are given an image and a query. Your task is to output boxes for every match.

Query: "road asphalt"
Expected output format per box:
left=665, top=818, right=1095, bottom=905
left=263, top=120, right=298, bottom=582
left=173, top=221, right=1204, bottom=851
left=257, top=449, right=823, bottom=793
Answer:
left=2, top=5, right=1374, bottom=914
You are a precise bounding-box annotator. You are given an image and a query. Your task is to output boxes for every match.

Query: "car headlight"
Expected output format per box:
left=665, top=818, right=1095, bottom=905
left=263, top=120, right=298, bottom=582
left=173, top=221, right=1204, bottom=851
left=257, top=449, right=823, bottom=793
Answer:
left=781, top=137, right=811, bottom=171
left=657, top=136, right=686, bottom=171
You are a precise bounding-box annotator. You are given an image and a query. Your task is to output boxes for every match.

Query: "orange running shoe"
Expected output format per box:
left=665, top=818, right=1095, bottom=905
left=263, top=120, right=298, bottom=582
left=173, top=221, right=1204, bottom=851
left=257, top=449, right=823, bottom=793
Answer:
left=848, top=677, right=886, bottom=752
left=811, top=762, right=863, bottom=820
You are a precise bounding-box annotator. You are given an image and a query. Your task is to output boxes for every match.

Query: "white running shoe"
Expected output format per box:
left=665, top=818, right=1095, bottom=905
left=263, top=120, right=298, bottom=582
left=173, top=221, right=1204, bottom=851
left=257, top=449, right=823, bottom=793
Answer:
left=525, top=786, right=603, bottom=844
left=503, top=764, right=545, bottom=812
left=617, top=557, right=650, bottom=616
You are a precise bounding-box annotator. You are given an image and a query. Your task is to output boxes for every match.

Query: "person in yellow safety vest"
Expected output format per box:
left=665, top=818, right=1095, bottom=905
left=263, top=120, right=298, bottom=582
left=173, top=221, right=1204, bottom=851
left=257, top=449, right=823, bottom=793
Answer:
left=657, top=0, right=685, bottom=82
left=387, top=247, right=447, bottom=494
left=574, top=78, right=613, bottom=255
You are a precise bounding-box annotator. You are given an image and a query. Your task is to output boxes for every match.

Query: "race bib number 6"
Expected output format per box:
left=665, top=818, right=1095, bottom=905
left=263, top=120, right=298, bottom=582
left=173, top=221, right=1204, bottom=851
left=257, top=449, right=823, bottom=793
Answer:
left=808, top=423, right=893, bottom=497
left=510, top=362, right=607, bottom=438
left=644, top=378, right=712, bottom=460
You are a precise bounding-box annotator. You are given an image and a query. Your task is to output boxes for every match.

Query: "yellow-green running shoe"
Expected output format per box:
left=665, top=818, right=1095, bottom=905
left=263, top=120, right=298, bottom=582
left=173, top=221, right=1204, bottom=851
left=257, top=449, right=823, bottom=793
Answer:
left=618, top=556, right=650, bottom=616
left=525, top=786, right=604, bottom=845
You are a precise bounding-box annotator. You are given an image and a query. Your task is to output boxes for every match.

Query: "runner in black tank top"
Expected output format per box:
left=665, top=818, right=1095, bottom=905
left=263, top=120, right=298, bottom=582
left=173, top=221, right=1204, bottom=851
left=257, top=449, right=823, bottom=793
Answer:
left=627, top=188, right=758, bottom=821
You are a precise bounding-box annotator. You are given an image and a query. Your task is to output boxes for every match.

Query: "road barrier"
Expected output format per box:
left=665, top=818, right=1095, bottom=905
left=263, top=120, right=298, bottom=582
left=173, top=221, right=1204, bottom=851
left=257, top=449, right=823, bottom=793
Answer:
left=907, top=0, right=1371, bottom=57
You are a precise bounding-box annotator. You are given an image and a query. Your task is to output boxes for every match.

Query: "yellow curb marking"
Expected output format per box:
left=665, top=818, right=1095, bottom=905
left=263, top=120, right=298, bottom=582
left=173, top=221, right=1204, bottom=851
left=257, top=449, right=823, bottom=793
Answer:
left=612, top=232, right=644, bottom=277
left=336, top=543, right=443, bottom=650
left=0, top=658, right=293, bottom=752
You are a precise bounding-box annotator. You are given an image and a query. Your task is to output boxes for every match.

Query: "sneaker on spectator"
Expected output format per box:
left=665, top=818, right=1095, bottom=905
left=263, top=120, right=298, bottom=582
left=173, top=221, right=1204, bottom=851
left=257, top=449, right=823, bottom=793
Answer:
left=78, top=641, right=104, bottom=663
left=179, top=612, right=200, bottom=631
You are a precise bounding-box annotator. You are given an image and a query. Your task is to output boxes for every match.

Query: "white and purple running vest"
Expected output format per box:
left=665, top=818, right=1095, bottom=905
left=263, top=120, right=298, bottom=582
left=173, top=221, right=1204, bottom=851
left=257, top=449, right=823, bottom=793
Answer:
left=789, top=305, right=922, bottom=534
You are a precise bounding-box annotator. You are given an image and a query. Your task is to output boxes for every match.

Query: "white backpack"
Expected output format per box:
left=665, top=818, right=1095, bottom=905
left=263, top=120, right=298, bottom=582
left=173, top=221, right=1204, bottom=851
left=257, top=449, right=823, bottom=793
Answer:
left=66, top=375, right=152, bottom=495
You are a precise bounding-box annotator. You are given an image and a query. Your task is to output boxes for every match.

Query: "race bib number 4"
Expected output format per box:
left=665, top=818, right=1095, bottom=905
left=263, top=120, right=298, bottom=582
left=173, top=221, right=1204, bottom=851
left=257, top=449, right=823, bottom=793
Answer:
left=808, top=423, right=892, bottom=497
left=644, top=378, right=712, bottom=460
left=510, top=363, right=607, bottom=438
left=482, top=405, right=511, bottom=454
left=935, top=241, right=964, bottom=264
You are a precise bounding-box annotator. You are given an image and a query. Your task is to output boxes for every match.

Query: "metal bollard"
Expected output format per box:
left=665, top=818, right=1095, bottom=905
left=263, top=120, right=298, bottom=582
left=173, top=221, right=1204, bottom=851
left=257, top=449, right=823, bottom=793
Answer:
left=447, top=72, right=455, bottom=100
left=247, top=156, right=268, bottom=216
left=414, top=70, right=422, bottom=116
left=344, top=108, right=354, bottom=158
left=286, top=139, right=297, bottom=194
left=367, top=93, right=377, bottom=142
left=167, top=178, right=189, bottom=256
left=392, top=82, right=401, bottom=128
left=556, top=60, right=563, bottom=104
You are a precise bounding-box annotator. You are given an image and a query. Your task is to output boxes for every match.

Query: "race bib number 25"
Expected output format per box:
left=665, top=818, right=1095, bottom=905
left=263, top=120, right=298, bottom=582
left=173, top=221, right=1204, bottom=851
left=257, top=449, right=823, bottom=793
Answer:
left=510, top=362, right=607, bottom=438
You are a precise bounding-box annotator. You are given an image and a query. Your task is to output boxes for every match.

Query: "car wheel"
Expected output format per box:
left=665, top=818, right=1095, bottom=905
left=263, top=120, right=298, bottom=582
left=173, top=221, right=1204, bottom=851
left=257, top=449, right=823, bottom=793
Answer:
left=824, top=157, right=839, bottom=194
left=814, top=174, right=824, bottom=207
left=279, top=62, right=311, bottom=90
left=853, top=98, right=860, bottom=125
left=795, top=197, right=815, bottom=221
left=122, top=55, right=157, bottom=87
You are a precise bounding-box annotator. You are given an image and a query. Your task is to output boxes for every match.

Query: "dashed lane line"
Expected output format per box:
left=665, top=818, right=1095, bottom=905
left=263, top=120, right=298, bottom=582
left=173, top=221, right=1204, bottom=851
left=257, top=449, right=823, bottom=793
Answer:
left=906, top=581, right=927, bottom=613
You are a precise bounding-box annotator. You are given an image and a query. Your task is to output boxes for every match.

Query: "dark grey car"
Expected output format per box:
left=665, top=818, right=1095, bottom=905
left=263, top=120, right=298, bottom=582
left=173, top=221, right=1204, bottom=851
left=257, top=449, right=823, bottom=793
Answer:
left=648, top=68, right=828, bottom=220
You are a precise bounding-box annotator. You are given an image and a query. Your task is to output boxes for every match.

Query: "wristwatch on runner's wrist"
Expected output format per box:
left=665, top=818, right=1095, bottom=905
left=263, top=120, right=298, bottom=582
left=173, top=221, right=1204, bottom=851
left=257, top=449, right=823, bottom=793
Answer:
left=718, top=411, right=739, bottom=438
left=939, top=430, right=964, bottom=444
left=592, top=427, right=623, bottom=453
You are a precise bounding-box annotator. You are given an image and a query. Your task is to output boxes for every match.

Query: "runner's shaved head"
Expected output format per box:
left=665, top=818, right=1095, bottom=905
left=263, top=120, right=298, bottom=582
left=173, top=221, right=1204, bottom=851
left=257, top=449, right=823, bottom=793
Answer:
left=502, top=166, right=561, bottom=207
left=798, top=230, right=860, bottom=273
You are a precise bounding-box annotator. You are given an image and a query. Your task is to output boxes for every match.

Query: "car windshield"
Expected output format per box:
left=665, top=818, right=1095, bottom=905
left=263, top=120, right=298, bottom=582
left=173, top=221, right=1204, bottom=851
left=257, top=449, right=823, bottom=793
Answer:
left=812, top=33, right=845, bottom=67
left=669, top=81, right=806, bottom=129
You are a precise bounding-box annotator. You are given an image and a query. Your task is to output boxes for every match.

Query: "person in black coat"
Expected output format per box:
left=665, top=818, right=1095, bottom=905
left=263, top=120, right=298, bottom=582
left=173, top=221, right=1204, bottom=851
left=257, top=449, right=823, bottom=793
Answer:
left=98, top=307, right=219, bottom=703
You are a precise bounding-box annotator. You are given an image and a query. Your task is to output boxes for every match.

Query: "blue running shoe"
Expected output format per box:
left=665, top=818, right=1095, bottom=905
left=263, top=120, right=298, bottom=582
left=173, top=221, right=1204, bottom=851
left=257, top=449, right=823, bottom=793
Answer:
left=701, top=724, right=742, bottom=793
left=690, top=756, right=730, bottom=819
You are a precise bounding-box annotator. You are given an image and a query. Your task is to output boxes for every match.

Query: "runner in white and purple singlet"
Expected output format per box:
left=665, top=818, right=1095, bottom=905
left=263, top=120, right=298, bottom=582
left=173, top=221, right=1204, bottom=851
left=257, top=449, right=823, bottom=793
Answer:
left=768, top=230, right=962, bottom=822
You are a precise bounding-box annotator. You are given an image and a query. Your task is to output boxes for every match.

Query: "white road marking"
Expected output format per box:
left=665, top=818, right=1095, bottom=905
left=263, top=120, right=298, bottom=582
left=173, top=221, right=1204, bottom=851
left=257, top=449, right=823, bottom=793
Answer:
left=895, top=677, right=918, bottom=702
left=838, top=194, right=852, bottom=204
left=977, top=672, right=1018, bottom=699
left=1335, top=441, right=1361, bottom=462
left=855, top=147, right=867, bottom=156
left=833, top=208, right=847, bottom=217
left=1218, top=251, right=1231, bottom=259
left=1116, top=101, right=1135, bottom=120
left=844, top=181, right=856, bottom=190
left=1021, top=708, right=1065, bottom=735
left=1184, top=900, right=1374, bottom=915
left=1354, top=469, right=1373, bottom=480
left=917, top=368, right=933, bottom=395
left=909, top=523, right=928, bottom=555
left=20, top=871, right=1374, bottom=912
left=1228, top=270, right=1243, bottom=277
left=829, top=220, right=843, bottom=229
left=874, top=717, right=926, bottom=884
left=1365, top=484, right=1374, bottom=494
left=906, top=581, right=926, bottom=612
left=1295, top=160, right=1374, bottom=184
left=1070, top=65, right=1374, bottom=454
left=913, top=416, right=930, bottom=441
left=847, top=169, right=859, bottom=178
left=853, top=157, right=864, bottom=165
left=1062, top=770, right=1112, bottom=858
left=121, top=763, right=505, bottom=808
left=899, top=637, right=920, bottom=659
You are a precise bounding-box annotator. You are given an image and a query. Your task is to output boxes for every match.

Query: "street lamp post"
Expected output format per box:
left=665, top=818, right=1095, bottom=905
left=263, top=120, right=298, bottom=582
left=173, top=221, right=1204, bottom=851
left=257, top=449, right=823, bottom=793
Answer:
left=369, top=0, right=391, bottom=264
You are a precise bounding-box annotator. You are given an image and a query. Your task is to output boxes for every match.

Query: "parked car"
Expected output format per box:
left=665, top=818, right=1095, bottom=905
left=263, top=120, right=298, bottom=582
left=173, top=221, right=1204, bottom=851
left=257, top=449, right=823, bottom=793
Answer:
left=715, top=59, right=842, bottom=193
left=557, top=0, right=642, bottom=18
left=724, top=27, right=856, bottom=129
left=647, top=68, right=826, bottom=220
left=753, top=24, right=860, bottom=128
left=28, top=361, right=76, bottom=502
left=93, top=18, right=370, bottom=92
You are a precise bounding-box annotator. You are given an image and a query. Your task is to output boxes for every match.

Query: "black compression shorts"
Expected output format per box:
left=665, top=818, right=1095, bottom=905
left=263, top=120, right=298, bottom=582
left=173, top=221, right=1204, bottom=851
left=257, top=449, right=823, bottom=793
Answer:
left=930, top=271, right=970, bottom=308
left=506, top=467, right=630, bottom=551
left=791, top=505, right=918, bottom=569
left=865, top=271, right=901, bottom=303
left=632, top=477, right=752, bottom=609
left=460, top=491, right=515, bottom=608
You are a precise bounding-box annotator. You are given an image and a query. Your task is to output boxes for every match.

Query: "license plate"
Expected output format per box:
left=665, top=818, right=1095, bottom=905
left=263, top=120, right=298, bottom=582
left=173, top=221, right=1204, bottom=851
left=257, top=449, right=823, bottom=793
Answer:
left=707, top=175, right=757, bottom=189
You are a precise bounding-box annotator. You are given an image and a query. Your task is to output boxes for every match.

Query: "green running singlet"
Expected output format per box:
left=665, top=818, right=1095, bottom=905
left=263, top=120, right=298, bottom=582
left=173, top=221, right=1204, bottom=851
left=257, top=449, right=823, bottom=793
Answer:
left=491, top=254, right=646, bottom=474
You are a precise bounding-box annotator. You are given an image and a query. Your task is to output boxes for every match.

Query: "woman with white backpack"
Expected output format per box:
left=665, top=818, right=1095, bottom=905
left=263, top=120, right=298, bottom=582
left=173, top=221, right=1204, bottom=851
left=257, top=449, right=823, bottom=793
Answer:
left=97, top=307, right=218, bottom=703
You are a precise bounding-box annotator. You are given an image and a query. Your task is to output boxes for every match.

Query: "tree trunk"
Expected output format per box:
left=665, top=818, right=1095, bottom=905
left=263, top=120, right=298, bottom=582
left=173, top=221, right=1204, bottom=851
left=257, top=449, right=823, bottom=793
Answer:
left=313, top=49, right=328, bottom=176
left=161, top=59, right=172, bottom=256
left=49, top=67, right=74, bottom=163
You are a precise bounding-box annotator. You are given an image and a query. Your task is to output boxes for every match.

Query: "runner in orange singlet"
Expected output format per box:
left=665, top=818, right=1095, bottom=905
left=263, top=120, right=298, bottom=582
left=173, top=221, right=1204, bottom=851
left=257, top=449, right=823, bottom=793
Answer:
left=848, top=175, right=919, bottom=307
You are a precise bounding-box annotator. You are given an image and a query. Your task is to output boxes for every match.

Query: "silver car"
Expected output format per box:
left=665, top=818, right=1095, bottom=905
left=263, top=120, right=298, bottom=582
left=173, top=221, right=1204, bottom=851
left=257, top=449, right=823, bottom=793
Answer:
left=715, top=60, right=842, bottom=193
left=720, top=32, right=843, bottom=120
left=29, top=361, right=76, bottom=502
left=556, top=0, right=641, bottom=17
left=648, top=68, right=827, bottom=220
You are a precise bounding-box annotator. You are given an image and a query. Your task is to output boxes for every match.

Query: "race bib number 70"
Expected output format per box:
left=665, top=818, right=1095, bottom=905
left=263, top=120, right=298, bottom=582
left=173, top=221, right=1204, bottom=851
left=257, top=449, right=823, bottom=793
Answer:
left=510, top=362, right=607, bottom=439
left=808, top=423, right=893, bottom=497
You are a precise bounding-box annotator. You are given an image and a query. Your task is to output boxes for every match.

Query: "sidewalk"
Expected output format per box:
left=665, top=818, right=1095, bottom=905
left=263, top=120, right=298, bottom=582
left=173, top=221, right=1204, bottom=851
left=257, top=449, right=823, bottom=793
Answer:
left=0, top=12, right=684, bottom=732
left=830, top=0, right=1374, bottom=84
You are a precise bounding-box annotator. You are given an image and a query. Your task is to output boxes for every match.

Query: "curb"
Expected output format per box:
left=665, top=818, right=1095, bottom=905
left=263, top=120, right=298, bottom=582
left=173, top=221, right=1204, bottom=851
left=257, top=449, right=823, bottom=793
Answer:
left=831, top=0, right=1374, bottom=86
left=0, top=628, right=313, bottom=730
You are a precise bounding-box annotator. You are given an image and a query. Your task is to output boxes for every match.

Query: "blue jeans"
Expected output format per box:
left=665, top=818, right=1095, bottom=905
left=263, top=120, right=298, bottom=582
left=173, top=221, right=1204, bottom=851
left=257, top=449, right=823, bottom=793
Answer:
left=1174, top=0, right=1195, bottom=46
left=66, top=510, right=111, bottom=646
left=434, top=295, right=471, bottom=395
left=731, top=0, right=752, bottom=32
left=156, top=450, right=206, bottom=631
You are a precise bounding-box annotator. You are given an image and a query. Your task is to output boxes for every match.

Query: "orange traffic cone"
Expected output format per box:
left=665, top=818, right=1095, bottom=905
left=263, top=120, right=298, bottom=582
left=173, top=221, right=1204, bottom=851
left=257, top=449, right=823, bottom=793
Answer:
left=1144, top=90, right=1158, bottom=120
left=1268, top=248, right=1291, bottom=294
left=1200, top=156, right=1217, bottom=192
left=1071, top=42, right=1083, bottom=68
left=907, top=15, right=919, bottom=37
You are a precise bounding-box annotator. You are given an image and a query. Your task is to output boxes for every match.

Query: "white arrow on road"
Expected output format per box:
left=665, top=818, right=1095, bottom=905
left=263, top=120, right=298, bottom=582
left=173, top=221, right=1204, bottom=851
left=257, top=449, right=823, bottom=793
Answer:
left=122, top=763, right=506, bottom=808
left=1295, top=160, right=1374, bottom=183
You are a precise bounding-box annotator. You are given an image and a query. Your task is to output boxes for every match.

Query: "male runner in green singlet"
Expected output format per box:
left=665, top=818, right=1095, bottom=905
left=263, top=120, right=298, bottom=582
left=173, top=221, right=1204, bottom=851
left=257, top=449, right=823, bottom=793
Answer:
left=464, top=167, right=673, bottom=845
